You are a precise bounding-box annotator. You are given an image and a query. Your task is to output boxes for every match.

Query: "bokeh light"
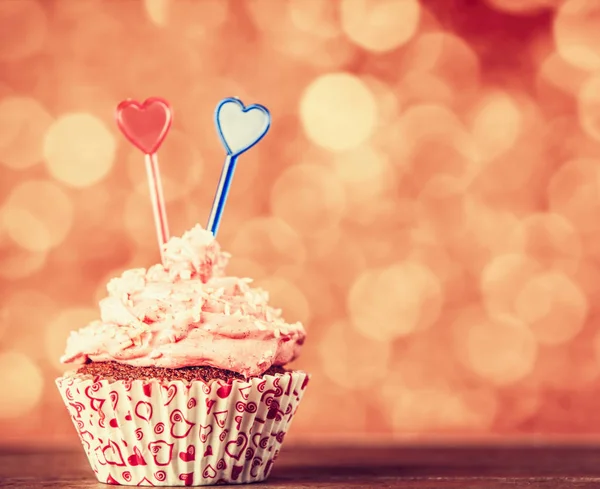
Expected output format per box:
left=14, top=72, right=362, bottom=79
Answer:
left=389, top=386, right=498, bottom=432
left=0, top=247, right=46, bottom=280
left=43, top=113, right=116, bottom=188
left=3, top=0, right=600, bottom=445
left=507, top=213, right=582, bottom=273
left=0, top=0, right=47, bottom=61
left=348, top=261, right=443, bottom=341
left=0, top=351, right=43, bottom=419
left=144, top=0, right=169, bottom=26
left=481, top=253, right=541, bottom=318
left=319, top=320, right=391, bottom=389
left=288, top=0, right=340, bottom=41
left=270, top=163, right=346, bottom=234
left=455, top=309, right=537, bottom=386
left=1, top=180, right=73, bottom=252
left=537, top=52, right=588, bottom=100
left=145, top=0, right=229, bottom=33
left=0, top=213, right=47, bottom=280
left=470, top=90, right=522, bottom=159
left=0, top=96, right=53, bottom=170
left=332, top=145, right=395, bottom=223
left=400, top=32, right=481, bottom=104
left=340, top=0, right=421, bottom=53
left=228, top=217, right=307, bottom=277
left=253, top=276, right=311, bottom=326
left=514, top=271, right=588, bottom=345
left=319, top=323, right=391, bottom=390
left=1, top=290, right=57, bottom=336
left=300, top=72, right=377, bottom=151
left=578, top=73, right=600, bottom=142
left=395, top=103, right=479, bottom=191
left=548, top=158, right=600, bottom=241
left=554, top=0, right=600, bottom=71
left=247, top=0, right=353, bottom=70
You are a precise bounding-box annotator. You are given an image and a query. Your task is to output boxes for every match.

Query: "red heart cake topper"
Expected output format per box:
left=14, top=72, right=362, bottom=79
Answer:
left=116, top=97, right=172, bottom=154
left=115, top=97, right=172, bottom=262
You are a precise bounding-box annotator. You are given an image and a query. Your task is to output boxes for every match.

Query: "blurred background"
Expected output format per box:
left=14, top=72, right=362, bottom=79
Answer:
left=1, top=0, right=600, bottom=446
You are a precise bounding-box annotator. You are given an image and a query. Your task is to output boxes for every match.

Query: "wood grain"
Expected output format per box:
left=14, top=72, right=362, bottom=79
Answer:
left=2, top=446, right=600, bottom=488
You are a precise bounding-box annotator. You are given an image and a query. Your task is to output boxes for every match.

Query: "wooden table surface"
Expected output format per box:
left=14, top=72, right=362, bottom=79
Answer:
left=2, top=445, right=600, bottom=488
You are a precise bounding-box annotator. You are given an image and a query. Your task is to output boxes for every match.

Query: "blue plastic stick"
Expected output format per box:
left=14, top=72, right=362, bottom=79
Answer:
left=207, top=154, right=239, bottom=236
left=207, top=97, right=271, bottom=236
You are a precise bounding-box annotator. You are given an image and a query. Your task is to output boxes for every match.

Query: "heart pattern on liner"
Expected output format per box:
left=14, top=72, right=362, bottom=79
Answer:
left=215, top=98, right=271, bottom=156
left=225, top=433, right=248, bottom=460
left=179, top=445, right=195, bottom=462
left=56, top=371, right=309, bottom=486
left=127, top=446, right=147, bottom=467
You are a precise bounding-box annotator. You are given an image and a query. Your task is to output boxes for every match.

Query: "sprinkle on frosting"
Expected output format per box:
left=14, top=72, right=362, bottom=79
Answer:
left=61, top=225, right=306, bottom=377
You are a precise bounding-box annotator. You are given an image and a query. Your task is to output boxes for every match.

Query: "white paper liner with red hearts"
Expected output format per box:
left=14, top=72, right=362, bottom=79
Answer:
left=56, top=371, right=309, bottom=486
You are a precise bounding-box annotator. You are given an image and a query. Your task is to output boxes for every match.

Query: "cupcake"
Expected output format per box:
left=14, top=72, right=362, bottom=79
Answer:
left=56, top=225, right=309, bottom=486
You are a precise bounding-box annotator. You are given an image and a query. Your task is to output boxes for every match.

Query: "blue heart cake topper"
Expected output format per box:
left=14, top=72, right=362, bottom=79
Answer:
left=215, top=97, right=271, bottom=156
left=207, top=97, right=271, bottom=236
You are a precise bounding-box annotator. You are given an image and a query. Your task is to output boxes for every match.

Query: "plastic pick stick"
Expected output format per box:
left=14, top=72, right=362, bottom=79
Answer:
left=116, top=97, right=172, bottom=262
left=207, top=97, right=271, bottom=236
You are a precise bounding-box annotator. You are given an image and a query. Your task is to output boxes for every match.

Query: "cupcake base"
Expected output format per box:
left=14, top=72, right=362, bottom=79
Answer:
left=56, top=369, right=309, bottom=486
left=77, top=362, right=287, bottom=383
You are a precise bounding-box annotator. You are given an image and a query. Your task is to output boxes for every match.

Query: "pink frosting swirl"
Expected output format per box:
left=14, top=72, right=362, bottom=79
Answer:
left=61, top=225, right=306, bottom=377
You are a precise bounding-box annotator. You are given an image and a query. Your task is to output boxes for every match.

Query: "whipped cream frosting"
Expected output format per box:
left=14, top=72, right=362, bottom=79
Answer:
left=61, top=225, right=306, bottom=377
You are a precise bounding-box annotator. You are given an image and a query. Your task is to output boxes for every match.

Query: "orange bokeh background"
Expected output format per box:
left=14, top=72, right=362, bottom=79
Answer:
left=2, top=0, right=600, bottom=446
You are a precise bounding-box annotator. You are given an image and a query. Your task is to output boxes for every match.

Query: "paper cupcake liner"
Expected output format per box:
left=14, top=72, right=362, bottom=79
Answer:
left=56, top=370, right=309, bottom=486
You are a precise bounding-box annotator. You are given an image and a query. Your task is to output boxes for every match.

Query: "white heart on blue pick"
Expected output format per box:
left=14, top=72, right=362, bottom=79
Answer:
left=215, top=98, right=271, bottom=156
